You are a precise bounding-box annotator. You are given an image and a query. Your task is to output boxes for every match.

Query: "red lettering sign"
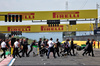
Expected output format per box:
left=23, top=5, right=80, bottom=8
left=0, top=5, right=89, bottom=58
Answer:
left=41, top=25, right=64, bottom=31
left=53, top=11, right=79, bottom=19
left=8, top=26, right=31, bottom=31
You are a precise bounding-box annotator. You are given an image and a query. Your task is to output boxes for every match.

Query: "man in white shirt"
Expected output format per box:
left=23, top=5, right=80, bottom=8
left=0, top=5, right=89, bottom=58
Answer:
left=0, top=39, right=8, bottom=58
left=13, top=39, right=21, bottom=58
left=47, top=38, right=56, bottom=59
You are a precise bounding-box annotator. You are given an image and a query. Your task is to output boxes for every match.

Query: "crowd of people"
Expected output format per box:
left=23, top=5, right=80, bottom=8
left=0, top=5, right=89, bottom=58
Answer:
left=0, top=37, right=99, bottom=59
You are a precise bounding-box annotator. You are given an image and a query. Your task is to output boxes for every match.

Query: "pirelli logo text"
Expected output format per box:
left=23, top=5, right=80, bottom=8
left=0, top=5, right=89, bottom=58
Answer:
left=53, top=11, right=79, bottom=18
left=8, top=26, right=31, bottom=31
left=41, top=25, right=63, bottom=31
left=8, top=13, right=35, bottom=19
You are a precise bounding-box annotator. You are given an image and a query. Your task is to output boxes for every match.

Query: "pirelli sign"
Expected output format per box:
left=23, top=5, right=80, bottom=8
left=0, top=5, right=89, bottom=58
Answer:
left=41, top=25, right=64, bottom=31
left=0, top=9, right=97, bottom=21
left=8, top=26, right=31, bottom=31
left=0, top=24, right=67, bottom=33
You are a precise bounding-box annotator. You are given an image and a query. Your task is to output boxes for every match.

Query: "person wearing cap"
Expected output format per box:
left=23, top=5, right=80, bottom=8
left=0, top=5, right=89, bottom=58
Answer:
left=47, top=38, right=56, bottom=59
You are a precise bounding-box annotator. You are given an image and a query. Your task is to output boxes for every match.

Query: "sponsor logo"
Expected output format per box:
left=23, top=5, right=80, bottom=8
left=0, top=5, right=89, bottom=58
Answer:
left=8, top=26, right=31, bottom=31
left=41, top=25, right=63, bottom=31
left=53, top=11, right=79, bottom=18
left=8, top=13, right=35, bottom=19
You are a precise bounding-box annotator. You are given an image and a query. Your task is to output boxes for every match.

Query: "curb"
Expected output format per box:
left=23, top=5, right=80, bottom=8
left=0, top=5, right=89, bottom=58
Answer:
left=8, top=58, right=15, bottom=66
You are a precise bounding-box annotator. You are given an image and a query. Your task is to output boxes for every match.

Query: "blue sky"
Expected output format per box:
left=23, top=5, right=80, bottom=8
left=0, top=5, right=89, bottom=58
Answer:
left=0, top=0, right=100, bottom=25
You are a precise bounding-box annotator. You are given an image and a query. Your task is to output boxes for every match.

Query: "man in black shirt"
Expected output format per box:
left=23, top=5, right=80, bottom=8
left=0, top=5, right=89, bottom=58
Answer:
left=42, top=39, right=48, bottom=56
left=82, top=39, right=91, bottom=56
left=88, top=39, right=94, bottom=57
left=55, top=39, right=60, bottom=57
left=46, top=39, right=49, bottom=46
left=22, top=38, right=29, bottom=57
left=43, top=39, right=46, bottom=46
left=70, top=38, right=75, bottom=56
left=38, top=38, right=42, bottom=57
left=28, top=40, right=36, bottom=56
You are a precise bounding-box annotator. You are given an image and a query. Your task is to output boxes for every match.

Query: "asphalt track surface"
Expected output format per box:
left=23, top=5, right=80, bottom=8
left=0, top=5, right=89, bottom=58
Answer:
left=13, top=48, right=100, bottom=66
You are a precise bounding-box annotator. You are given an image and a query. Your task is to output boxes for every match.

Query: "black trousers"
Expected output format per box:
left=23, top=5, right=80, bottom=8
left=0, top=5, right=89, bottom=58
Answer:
left=39, top=47, right=42, bottom=56
left=22, top=48, right=28, bottom=57
left=64, top=47, right=72, bottom=55
left=55, top=48, right=60, bottom=57
left=71, top=48, right=75, bottom=55
left=28, top=47, right=33, bottom=55
left=13, top=48, right=21, bottom=58
left=91, top=48, right=94, bottom=56
left=1, top=48, right=6, bottom=58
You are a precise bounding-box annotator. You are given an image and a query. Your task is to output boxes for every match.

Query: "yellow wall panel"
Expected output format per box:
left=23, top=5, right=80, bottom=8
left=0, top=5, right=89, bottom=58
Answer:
left=0, top=9, right=97, bottom=21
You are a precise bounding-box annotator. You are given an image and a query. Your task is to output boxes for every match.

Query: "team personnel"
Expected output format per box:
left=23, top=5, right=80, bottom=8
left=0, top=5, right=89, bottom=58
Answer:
left=28, top=40, right=36, bottom=56
left=0, top=39, right=8, bottom=58
left=82, top=39, right=91, bottom=56
left=38, top=38, right=42, bottom=57
left=13, top=39, right=21, bottom=58
left=42, top=39, right=48, bottom=56
left=54, top=38, right=60, bottom=57
left=70, top=38, right=75, bottom=56
left=47, top=38, right=56, bottom=59
left=22, top=39, right=29, bottom=57
left=90, top=39, right=95, bottom=57
left=64, top=39, right=72, bottom=55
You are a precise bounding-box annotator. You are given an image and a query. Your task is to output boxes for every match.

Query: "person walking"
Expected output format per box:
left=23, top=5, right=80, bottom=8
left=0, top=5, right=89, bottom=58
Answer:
left=0, top=39, right=8, bottom=58
left=22, top=39, right=29, bottom=57
left=42, top=39, right=48, bottom=56
left=90, top=39, right=95, bottom=57
left=82, top=39, right=91, bottom=56
left=38, top=38, right=42, bottom=57
left=54, top=38, right=60, bottom=57
left=28, top=40, right=36, bottom=56
left=47, top=38, right=56, bottom=59
left=70, top=38, right=75, bottom=56
left=13, top=39, right=21, bottom=58
left=64, top=39, right=72, bottom=55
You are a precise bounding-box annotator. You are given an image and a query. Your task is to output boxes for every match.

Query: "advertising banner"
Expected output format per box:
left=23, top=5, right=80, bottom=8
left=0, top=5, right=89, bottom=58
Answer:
left=0, top=9, right=97, bottom=21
